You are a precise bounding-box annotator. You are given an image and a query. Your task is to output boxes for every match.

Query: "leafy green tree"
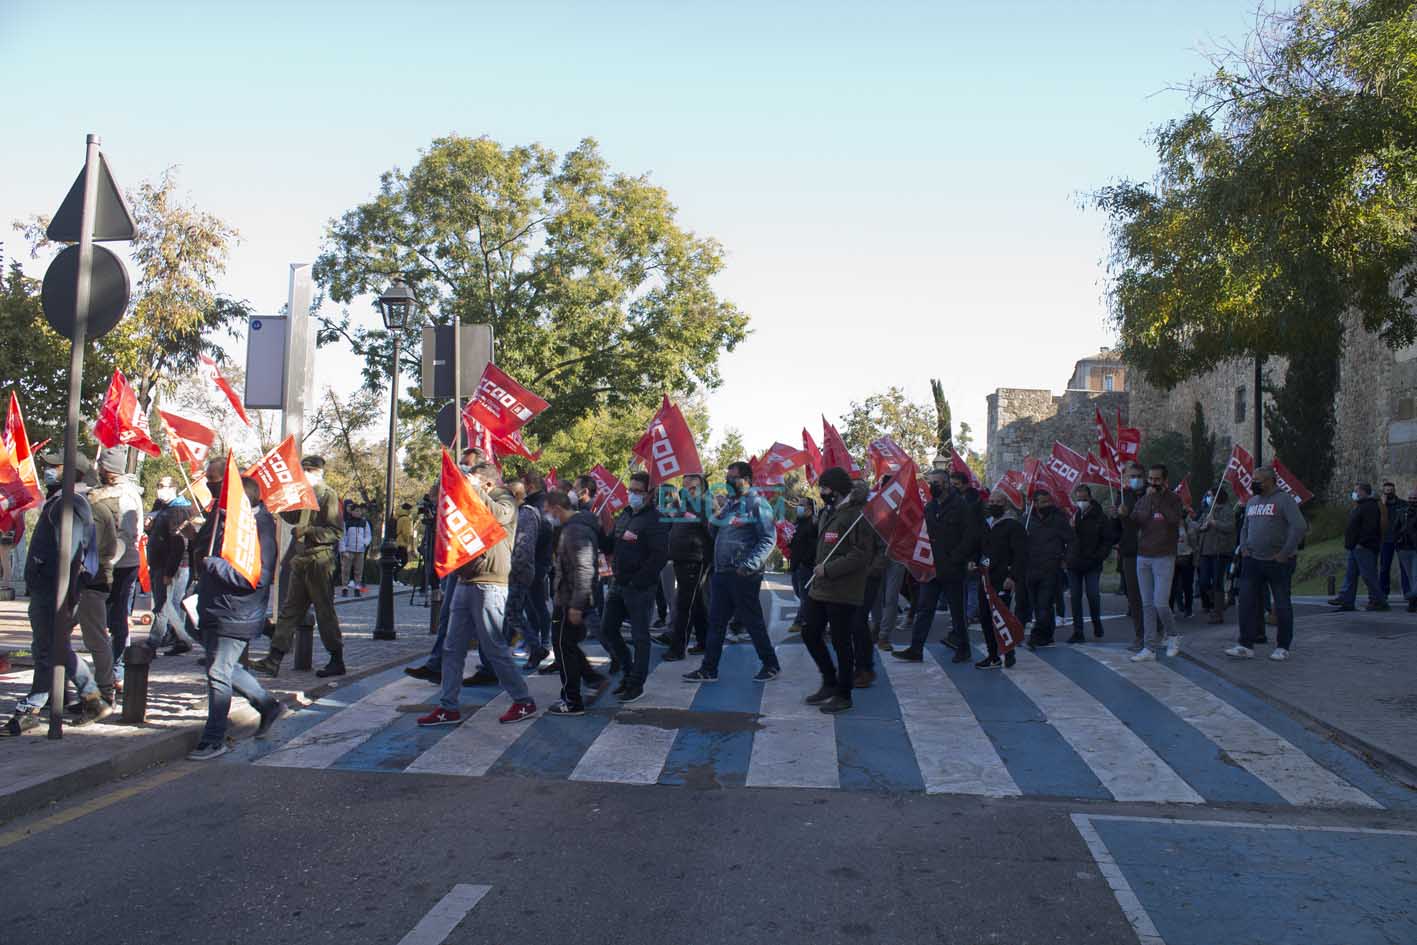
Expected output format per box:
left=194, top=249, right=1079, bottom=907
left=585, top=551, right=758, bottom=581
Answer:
left=1188, top=401, right=1217, bottom=498
left=312, top=135, right=750, bottom=450
left=1093, top=1, right=1417, bottom=390
left=840, top=387, right=936, bottom=466
left=704, top=428, right=747, bottom=485
left=1265, top=348, right=1339, bottom=499
left=1139, top=430, right=1189, bottom=488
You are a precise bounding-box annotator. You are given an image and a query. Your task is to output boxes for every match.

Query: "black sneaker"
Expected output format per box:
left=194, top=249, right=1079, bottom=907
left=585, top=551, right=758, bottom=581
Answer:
left=255, top=701, right=288, bottom=739
left=164, top=640, right=193, bottom=657
left=975, top=656, right=1002, bottom=670
left=464, top=668, right=499, bottom=686
left=612, top=680, right=630, bottom=697
left=687, top=644, right=705, bottom=655
left=1332, top=604, right=1356, bottom=612
left=523, top=646, right=549, bottom=672
left=753, top=667, right=780, bottom=682
left=404, top=665, right=441, bottom=683
left=651, top=632, right=674, bottom=648
left=662, top=650, right=685, bottom=662
left=547, top=700, right=585, bottom=717
left=682, top=669, right=718, bottom=683
left=1092, top=625, right=1104, bottom=639
left=950, top=647, right=970, bottom=663
left=892, top=649, right=924, bottom=662
left=247, top=655, right=280, bottom=677
left=1366, top=601, right=1392, bottom=612
left=818, top=695, right=852, bottom=714
left=583, top=671, right=609, bottom=688
left=805, top=685, right=834, bottom=705
left=618, top=686, right=645, bottom=704
left=1067, top=631, right=1086, bottom=644
left=187, top=741, right=230, bottom=761
left=1004, top=651, right=1016, bottom=668
left=315, top=658, right=346, bottom=678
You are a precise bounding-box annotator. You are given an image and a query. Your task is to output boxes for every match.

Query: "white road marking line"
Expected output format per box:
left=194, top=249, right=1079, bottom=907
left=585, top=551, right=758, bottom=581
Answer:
left=1081, top=813, right=1417, bottom=836
left=570, top=720, right=678, bottom=785
left=1070, top=815, right=1167, bottom=945
left=747, top=716, right=840, bottom=789
left=256, top=676, right=430, bottom=769
left=877, top=656, right=1021, bottom=797
left=1005, top=648, right=1203, bottom=804
left=396, top=883, right=492, bottom=945
left=1082, top=647, right=1380, bottom=809
left=758, top=643, right=823, bottom=720
left=634, top=655, right=700, bottom=710
left=404, top=674, right=562, bottom=777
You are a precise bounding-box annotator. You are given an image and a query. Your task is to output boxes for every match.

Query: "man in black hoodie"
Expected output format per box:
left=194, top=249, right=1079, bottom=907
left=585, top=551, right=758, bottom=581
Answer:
left=544, top=491, right=601, bottom=715
left=1066, top=484, right=1112, bottom=642
left=1025, top=489, right=1074, bottom=647
left=894, top=469, right=980, bottom=665
left=786, top=496, right=819, bottom=633
left=1334, top=482, right=1386, bottom=611
left=599, top=471, right=670, bottom=702
left=974, top=491, right=1028, bottom=669
left=658, top=474, right=712, bottom=660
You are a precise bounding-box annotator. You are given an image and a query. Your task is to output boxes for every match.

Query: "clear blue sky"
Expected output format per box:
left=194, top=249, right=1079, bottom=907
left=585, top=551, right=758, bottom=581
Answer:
left=0, top=0, right=1277, bottom=459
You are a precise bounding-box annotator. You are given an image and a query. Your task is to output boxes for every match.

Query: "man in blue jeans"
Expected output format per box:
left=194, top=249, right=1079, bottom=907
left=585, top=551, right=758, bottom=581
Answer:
left=1228, top=466, right=1307, bottom=661
left=598, top=472, right=669, bottom=703
left=684, top=461, right=781, bottom=684
left=893, top=469, right=980, bottom=664
left=1333, top=482, right=1386, bottom=612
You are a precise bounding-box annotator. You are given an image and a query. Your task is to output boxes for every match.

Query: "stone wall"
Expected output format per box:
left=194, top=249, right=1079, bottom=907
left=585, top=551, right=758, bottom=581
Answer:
left=986, top=388, right=1129, bottom=483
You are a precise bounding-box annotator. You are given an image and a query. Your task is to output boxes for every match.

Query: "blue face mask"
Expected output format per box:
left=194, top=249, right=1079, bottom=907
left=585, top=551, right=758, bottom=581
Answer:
left=627, top=492, right=646, bottom=511
left=1129, top=477, right=1144, bottom=491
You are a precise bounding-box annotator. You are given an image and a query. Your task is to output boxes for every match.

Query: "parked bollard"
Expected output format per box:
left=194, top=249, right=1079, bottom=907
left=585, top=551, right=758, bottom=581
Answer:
left=121, top=643, right=155, bottom=724
left=293, top=621, right=315, bottom=671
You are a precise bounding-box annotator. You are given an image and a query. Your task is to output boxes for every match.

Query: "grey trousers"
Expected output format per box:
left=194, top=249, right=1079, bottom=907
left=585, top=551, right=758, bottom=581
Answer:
left=77, top=587, right=116, bottom=694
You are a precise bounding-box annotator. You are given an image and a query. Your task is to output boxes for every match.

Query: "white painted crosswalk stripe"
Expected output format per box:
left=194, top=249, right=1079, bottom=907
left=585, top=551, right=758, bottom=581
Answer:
left=878, top=656, right=1021, bottom=797
left=1082, top=647, right=1380, bottom=809
left=747, top=643, right=839, bottom=788
left=1003, top=648, right=1204, bottom=804
left=257, top=676, right=430, bottom=769
left=570, top=720, right=678, bottom=785
left=405, top=674, right=562, bottom=777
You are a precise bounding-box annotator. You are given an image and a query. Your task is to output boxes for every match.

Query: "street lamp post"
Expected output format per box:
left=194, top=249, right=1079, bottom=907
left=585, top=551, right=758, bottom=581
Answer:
left=373, top=277, right=416, bottom=641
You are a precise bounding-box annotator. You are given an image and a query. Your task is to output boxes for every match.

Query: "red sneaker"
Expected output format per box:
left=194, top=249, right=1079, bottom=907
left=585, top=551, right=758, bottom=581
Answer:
left=499, top=701, right=536, bottom=724
left=417, top=707, right=462, bottom=727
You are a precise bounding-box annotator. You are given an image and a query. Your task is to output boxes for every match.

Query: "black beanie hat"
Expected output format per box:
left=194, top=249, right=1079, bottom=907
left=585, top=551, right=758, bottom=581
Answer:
left=818, top=466, right=853, bottom=495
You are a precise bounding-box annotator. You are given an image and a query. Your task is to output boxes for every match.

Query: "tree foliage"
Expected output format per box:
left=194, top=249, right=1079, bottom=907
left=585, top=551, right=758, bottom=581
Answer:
left=930, top=379, right=952, bottom=453
left=311, top=135, right=751, bottom=447
left=1140, top=430, right=1190, bottom=488
left=839, top=387, right=937, bottom=466
left=1188, top=401, right=1218, bottom=497
left=1265, top=347, right=1339, bottom=498
left=1093, top=0, right=1417, bottom=389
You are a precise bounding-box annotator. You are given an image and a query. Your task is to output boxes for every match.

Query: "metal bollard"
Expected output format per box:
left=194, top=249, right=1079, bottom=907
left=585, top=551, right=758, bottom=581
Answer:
left=1327, top=575, right=1336, bottom=596
left=121, top=643, right=155, bottom=724
left=293, top=622, right=315, bottom=671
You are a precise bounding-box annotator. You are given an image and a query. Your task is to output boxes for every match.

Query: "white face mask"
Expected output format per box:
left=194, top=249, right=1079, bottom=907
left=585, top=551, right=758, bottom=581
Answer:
left=305, top=469, right=324, bottom=486
left=156, top=487, right=177, bottom=503
left=1075, top=500, right=1089, bottom=512
left=1352, top=490, right=1361, bottom=502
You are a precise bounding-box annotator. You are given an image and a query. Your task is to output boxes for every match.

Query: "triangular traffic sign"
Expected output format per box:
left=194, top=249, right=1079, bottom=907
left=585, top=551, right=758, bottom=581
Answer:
left=46, top=152, right=137, bottom=243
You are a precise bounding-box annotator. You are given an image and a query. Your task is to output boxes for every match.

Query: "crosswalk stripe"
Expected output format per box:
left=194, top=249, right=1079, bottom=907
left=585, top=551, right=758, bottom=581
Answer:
left=404, top=674, right=563, bottom=777
left=1081, top=647, right=1381, bottom=809
left=570, top=720, right=679, bottom=784
left=747, top=717, right=840, bottom=788
left=879, top=655, right=1021, bottom=797
left=256, top=676, right=431, bottom=769
left=1002, top=648, right=1204, bottom=804
left=633, top=655, right=700, bottom=711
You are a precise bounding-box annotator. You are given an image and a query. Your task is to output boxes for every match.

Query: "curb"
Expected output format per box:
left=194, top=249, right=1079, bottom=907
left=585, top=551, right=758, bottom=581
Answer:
left=1180, top=650, right=1417, bottom=790
left=0, top=647, right=425, bottom=825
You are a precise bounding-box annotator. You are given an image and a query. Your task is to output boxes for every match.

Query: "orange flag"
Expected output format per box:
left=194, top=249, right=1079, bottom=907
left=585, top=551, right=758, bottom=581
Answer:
left=136, top=534, right=152, bottom=594
left=3, top=392, right=41, bottom=511
left=243, top=435, right=318, bottom=514
left=218, top=453, right=262, bottom=588
left=433, top=448, right=507, bottom=578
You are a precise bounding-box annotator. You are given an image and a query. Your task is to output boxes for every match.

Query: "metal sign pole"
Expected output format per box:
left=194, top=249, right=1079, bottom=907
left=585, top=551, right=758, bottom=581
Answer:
left=49, top=135, right=102, bottom=739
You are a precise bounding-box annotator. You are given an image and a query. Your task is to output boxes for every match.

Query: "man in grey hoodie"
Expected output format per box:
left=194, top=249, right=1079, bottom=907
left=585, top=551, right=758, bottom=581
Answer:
left=1227, top=466, right=1307, bottom=661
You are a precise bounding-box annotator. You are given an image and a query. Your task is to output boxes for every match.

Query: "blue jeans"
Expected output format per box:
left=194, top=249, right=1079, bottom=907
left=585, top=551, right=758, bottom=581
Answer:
left=1380, top=541, right=1407, bottom=597
left=1340, top=547, right=1382, bottom=606
left=600, top=583, right=656, bottom=687
left=201, top=634, right=276, bottom=744
left=1068, top=566, right=1103, bottom=634
left=423, top=574, right=457, bottom=672
left=108, top=565, right=139, bottom=681
left=1198, top=554, right=1231, bottom=611
left=438, top=582, right=529, bottom=710
left=525, top=570, right=551, bottom=650
left=908, top=577, right=966, bottom=652
left=505, top=583, right=530, bottom=647
left=1238, top=557, right=1295, bottom=648
left=699, top=571, right=779, bottom=676
left=877, top=560, right=907, bottom=635
left=16, top=593, right=97, bottom=712
left=146, top=567, right=194, bottom=649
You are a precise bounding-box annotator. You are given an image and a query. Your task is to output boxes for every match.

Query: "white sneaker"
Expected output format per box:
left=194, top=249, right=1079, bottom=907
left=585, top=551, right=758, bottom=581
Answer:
left=1224, top=644, right=1255, bottom=659
left=1165, top=636, right=1181, bottom=658
left=1130, top=647, right=1157, bottom=662
left=1269, top=647, right=1289, bottom=661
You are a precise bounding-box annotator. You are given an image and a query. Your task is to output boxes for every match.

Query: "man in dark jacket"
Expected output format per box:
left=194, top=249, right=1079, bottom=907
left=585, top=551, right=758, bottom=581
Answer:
left=142, top=479, right=197, bottom=656
left=786, top=496, right=818, bottom=633
left=188, top=474, right=283, bottom=760
left=974, top=491, right=1028, bottom=669
left=894, top=469, right=980, bottom=664
left=1197, top=488, right=1237, bottom=623
left=1025, top=489, right=1074, bottom=647
left=1066, top=484, right=1111, bottom=642
left=1334, top=482, right=1386, bottom=611
left=1379, top=481, right=1407, bottom=600
left=505, top=479, right=547, bottom=669
left=659, top=474, right=712, bottom=661
left=802, top=466, right=873, bottom=713
left=544, top=492, right=601, bottom=715
left=1396, top=487, right=1417, bottom=612
left=524, top=474, right=554, bottom=670
left=598, top=471, right=669, bottom=702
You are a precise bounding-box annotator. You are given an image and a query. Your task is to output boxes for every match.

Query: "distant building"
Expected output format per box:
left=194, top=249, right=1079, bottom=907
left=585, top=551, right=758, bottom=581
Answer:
left=1066, top=348, right=1126, bottom=393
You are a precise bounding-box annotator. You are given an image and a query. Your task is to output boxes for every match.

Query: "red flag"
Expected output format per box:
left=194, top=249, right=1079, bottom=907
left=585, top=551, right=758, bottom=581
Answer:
left=1223, top=444, right=1255, bottom=503
left=821, top=417, right=863, bottom=478
left=158, top=409, right=216, bottom=474
left=243, top=435, right=318, bottom=513
left=1174, top=475, right=1194, bottom=511
left=1270, top=457, right=1313, bottom=505
left=755, top=441, right=811, bottom=486
left=433, top=448, right=508, bottom=578
left=801, top=428, right=824, bottom=484
left=982, top=572, right=1025, bottom=655
left=992, top=473, right=1025, bottom=510
left=1095, top=408, right=1122, bottom=479
left=631, top=396, right=703, bottom=487
left=862, top=458, right=934, bottom=582
left=775, top=519, right=795, bottom=558
left=1023, top=455, right=1073, bottom=511
left=949, top=447, right=986, bottom=496
left=218, top=453, right=262, bottom=588
left=545, top=467, right=560, bottom=492
left=867, top=436, right=912, bottom=481
left=1115, top=408, right=1141, bottom=466
left=0, top=440, right=34, bottom=520
left=1, top=392, right=41, bottom=514
left=198, top=354, right=252, bottom=427
left=589, top=463, right=630, bottom=530
left=94, top=370, right=161, bottom=457
left=467, top=362, right=548, bottom=438
left=136, top=534, right=152, bottom=594
left=1047, top=442, right=1087, bottom=493
left=1022, top=456, right=1043, bottom=496
left=1083, top=452, right=1116, bottom=487
left=461, top=406, right=499, bottom=466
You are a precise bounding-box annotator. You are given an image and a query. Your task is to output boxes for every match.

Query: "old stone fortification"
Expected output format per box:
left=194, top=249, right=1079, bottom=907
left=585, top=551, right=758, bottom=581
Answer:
left=987, top=314, right=1417, bottom=501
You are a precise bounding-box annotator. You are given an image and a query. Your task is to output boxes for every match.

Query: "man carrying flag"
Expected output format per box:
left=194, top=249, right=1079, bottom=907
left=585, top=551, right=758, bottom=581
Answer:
left=187, top=455, right=283, bottom=760
left=894, top=467, right=981, bottom=665
left=973, top=490, right=1028, bottom=668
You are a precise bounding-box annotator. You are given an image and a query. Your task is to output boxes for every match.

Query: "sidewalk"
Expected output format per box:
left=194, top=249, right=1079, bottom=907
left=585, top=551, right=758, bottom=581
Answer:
left=1176, top=599, right=1417, bottom=783
left=0, top=589, right=437, bottom=820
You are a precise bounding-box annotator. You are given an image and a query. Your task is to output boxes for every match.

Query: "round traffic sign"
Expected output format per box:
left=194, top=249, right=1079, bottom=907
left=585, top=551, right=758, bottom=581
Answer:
left=40, top=244, right=131, bottom=341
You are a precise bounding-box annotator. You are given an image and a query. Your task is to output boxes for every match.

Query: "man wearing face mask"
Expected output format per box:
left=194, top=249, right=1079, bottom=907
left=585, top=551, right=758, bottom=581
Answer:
left=1065, top=484, right=1112, bottom=642
left=596, top=471, right=669, bottom=702
left=1024, top=488, right=1074, bottom=648
left=143, top=477, right=197, bottom=656
left=684, top=461, right=781, bottom=684
left=894, top=469, right=980, bottom=664
left=787, top=497, right=818, bottom=633
left=1197, top=487, right=1236, bottom=624
left=1333, top=482, right=1386, bottom=612
left=972, top=491, right=1028, bottom=668
left=250, top=455, right=346, bottom=678
left=1129, top=463, right=1184, bottom=661
left=1228, top=466, right=1306, bottom=660
left=660, top=474, right=712, bottom=661
left=1111, top=461, right=1147, bottom=649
